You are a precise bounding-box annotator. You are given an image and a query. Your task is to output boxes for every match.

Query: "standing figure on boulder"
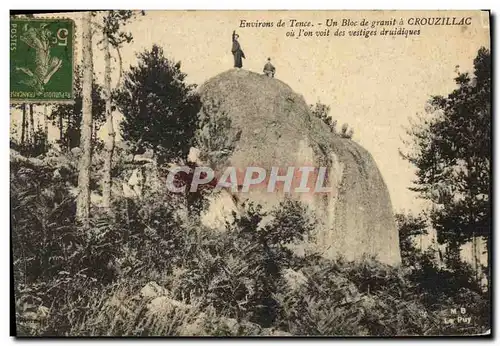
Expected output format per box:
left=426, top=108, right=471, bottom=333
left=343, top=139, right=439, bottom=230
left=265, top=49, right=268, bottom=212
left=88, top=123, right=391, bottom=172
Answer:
left=263, top=57, right=276, bottom=77
left=231, top=30, right=245, bottom=68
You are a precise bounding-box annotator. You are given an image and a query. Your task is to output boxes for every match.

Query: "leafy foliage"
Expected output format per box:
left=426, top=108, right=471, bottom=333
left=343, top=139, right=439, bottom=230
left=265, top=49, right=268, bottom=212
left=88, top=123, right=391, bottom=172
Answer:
left=309, top=101, right=354, bottom=138
left=116, top=45, right=201, bottom=163
left=396, top=211, right=487, bottom=323
left=100, top=10, right=144, bottom=47
left=11, top=126, right=48, bottom=158
left=171, top=200, right=315, bottom=327
left=11, top=157, right=124, bottom=335
left=310, top=101, right=337, bottom=133
left=310, top=102, right=336, bottom=130
left=396, top=212, right=428, bottom=267
left=50, top=67, right=106, bottom=150
left=401, top=47, right=491, bottom=254
left=11, top=159, right=490, bottom=335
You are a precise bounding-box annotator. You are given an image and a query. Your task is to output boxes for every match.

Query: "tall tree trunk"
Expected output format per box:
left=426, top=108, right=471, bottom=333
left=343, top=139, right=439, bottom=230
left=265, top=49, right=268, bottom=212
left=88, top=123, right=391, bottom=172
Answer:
left=471, top=234, right=476, bottom=281
left=445, top=240, right=461, bottom=268
left=76, top=12, right=94, bottom=226
left=92, top=122, right=96, bottom=145
left=486, top=235, right=490, bottom=290
left=67, top=110, right=72, bottom=149
left=21, top=104, right=26, bottom=145
left=102, top=31, right=115, bottom=212
left=472, top=233, right=482, bottom=286
left=467, top=161, right=480, bottom=286
left=29, top=104, right=35, bottom=144
left=44, top=105, right=48, bottom=151
left=58, top=113, right=63, bottom=147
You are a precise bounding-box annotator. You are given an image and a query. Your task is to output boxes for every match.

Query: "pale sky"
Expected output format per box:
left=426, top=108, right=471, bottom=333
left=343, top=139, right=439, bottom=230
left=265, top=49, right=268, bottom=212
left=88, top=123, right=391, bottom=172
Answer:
left=15, top=10, right=490, bottom=213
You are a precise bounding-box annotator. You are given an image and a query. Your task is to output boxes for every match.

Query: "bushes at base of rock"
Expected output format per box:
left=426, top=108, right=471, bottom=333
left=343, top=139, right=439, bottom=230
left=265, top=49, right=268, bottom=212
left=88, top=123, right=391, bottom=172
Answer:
left=11, top=160, right=490, bottom=336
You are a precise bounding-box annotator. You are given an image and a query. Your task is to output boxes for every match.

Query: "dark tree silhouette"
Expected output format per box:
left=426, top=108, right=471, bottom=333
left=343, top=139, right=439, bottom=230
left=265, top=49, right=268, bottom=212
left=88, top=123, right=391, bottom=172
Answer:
left=115, top=44, right=201, bottom=164
left=395, top=212, right=428, bottom=267
left=310, top=101, right=337, bottom=133
left=402, top=47, right=491, bottom=280
left=50, top=67, right=106, bottom=150
left=309, top=101, right=354, bottom=138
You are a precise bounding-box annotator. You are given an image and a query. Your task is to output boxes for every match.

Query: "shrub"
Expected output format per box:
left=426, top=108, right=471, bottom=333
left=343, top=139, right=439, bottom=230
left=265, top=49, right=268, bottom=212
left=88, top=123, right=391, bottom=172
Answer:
left=170, top=200, right=315, bottom=327
left=11, top=160, right=123, bottom=335
left=11, top=155, right=490, bottom=336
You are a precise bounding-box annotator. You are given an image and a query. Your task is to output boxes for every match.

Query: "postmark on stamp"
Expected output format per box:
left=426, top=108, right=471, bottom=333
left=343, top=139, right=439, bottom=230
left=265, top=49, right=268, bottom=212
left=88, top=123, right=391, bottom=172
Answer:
left=10, top=18, right=75, bottom=104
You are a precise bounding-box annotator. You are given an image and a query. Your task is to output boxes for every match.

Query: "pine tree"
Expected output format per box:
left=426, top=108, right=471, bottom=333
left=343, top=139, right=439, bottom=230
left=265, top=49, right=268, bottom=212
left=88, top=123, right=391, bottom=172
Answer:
left=115, top=44, right=200, bottom=164
left=402, top=47, right=491, bottom=283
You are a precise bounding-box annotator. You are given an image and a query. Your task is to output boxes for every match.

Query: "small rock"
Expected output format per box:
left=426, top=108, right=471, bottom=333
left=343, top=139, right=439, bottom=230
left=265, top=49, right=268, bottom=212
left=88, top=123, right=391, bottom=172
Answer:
left=282, top=268, right=307, bottom=290
left=223, top=317, right=238, bottom=332
left=219, top=317, right=261, bottom=335
left=140, top=281, right=168, bottom=299
left=262, top=327, right=293, bottom=336
left=37, top=306, right=50, bottom=319
left=179, top=312, right=208, bottom=336
left=147, top=296, right=190, bottom=314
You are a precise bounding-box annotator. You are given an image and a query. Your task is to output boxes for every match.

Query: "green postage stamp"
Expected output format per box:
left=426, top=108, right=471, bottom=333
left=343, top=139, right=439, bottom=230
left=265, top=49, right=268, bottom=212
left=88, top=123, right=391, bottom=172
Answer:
left=10, top=18, right=75, bottom=103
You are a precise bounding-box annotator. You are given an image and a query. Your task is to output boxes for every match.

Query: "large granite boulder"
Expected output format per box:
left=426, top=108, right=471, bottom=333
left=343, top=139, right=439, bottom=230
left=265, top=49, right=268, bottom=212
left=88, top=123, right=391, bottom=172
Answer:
left=197, top=69, right=400, bottom=265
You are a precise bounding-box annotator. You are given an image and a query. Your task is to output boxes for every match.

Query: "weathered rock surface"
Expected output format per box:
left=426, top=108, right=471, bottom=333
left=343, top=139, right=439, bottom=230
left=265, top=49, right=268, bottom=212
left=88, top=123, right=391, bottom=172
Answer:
left=197, top=69, right=401, bottom=265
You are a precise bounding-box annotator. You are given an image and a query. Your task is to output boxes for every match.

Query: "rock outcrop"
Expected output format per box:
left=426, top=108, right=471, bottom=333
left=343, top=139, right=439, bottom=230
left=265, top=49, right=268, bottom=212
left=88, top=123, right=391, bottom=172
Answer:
left=197, top=69, right=401, bottom=266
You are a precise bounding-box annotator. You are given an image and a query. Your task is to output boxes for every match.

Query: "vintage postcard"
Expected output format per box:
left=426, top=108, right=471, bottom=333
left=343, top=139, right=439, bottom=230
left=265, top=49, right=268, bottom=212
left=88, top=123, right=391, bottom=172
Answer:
left=10, top=10, right=491, bottom=336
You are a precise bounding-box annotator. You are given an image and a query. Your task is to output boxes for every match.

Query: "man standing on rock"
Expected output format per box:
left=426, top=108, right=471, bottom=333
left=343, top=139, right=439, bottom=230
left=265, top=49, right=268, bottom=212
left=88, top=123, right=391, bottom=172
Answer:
left=263, top=57, right=276, bottom=77
left=231, top=30, right=245, bottom=68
